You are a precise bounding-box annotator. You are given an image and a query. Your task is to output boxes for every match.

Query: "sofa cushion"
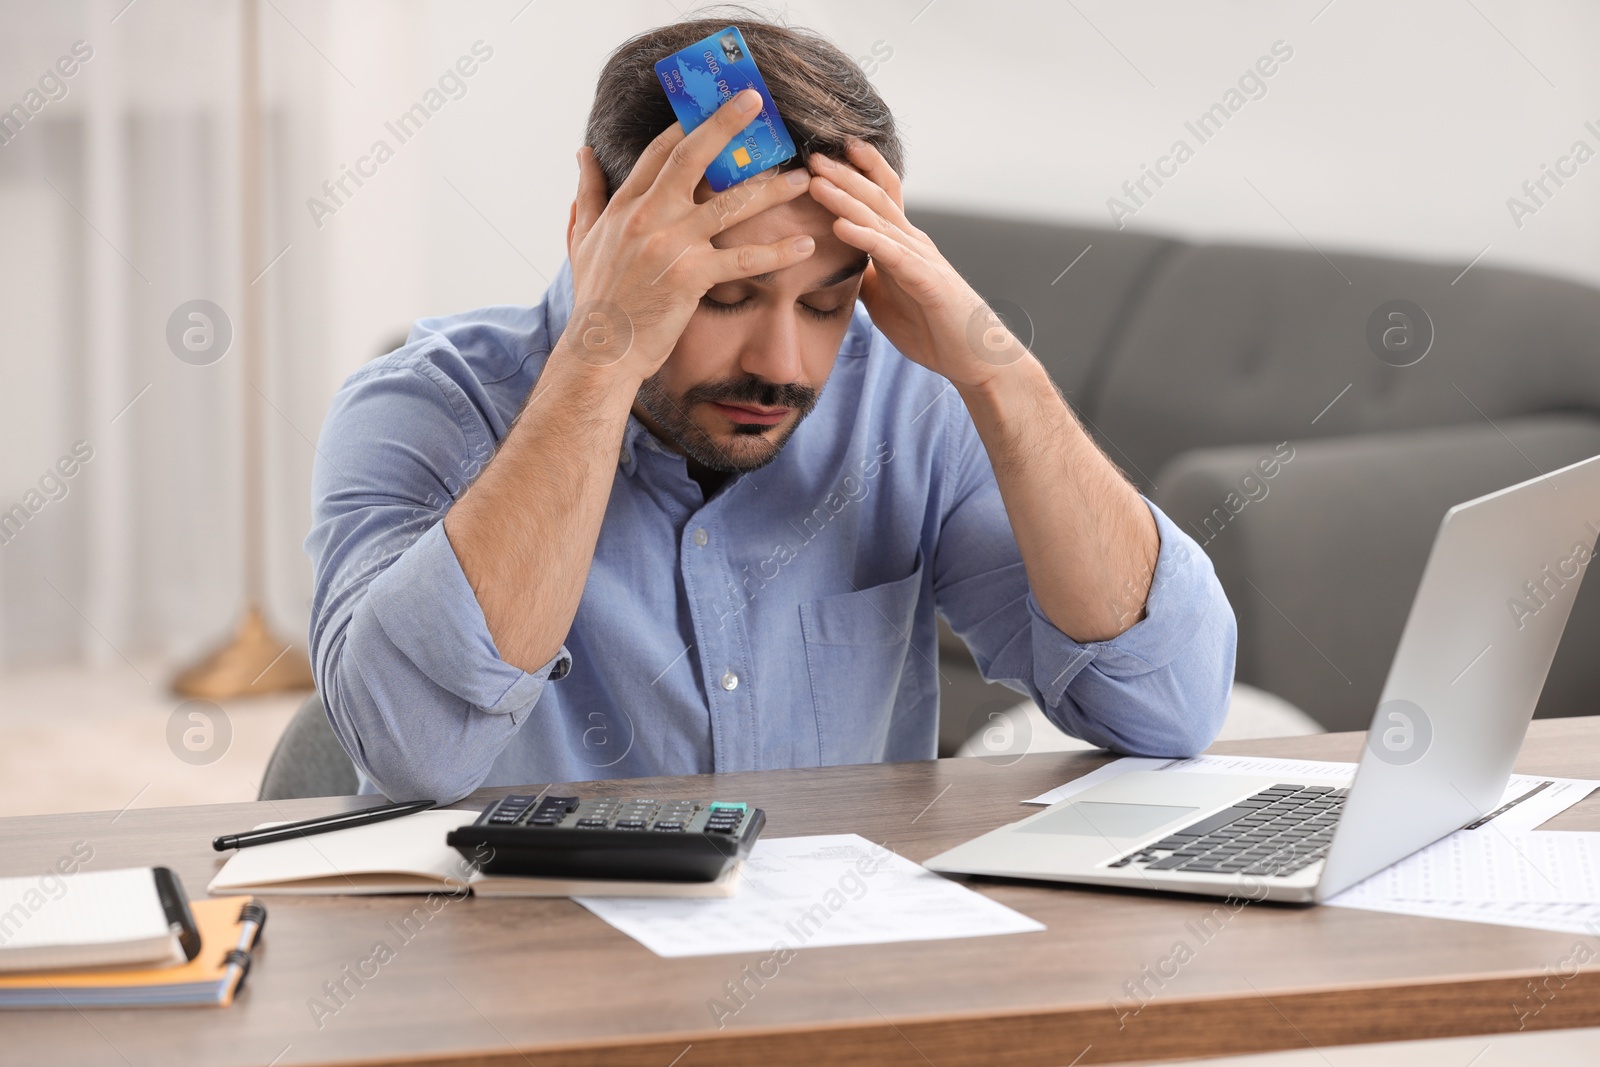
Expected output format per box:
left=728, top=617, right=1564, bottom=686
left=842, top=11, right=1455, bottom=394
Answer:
left=1153, top=415, right=1600, bottom=731
left=1093, top=241, right=1600, bottom=491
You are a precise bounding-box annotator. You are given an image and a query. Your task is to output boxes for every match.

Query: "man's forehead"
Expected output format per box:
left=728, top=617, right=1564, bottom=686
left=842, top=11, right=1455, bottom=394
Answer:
left=702, top=187, right=864, bottom=289
left=741, top=254, right=870, bottom=290
left=707, top=185, right=832, bottom=237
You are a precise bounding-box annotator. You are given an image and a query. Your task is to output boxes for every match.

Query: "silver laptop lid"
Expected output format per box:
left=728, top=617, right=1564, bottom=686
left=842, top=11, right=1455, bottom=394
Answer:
left=1318, top=452, right=1600, bottom=899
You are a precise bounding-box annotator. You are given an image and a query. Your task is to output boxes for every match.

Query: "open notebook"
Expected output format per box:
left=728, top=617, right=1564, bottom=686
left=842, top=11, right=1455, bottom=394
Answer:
left=208, top=810, right=743, bottom=898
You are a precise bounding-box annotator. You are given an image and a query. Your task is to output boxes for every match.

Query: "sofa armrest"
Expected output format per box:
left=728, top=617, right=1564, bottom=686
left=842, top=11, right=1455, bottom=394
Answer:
left=1150, top=415, right=1600, bottom=731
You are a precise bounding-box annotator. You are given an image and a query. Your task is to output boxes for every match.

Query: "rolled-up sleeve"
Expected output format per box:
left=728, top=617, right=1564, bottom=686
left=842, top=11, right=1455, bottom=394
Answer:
left=931, top=400, right=1236, bottom=757
left=365, top=523, right=566, bottom=713
left=305, top=352, right=569, bottom=803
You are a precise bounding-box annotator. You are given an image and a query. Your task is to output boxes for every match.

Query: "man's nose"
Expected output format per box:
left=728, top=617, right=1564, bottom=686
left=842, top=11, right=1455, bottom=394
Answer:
left=736, top=307, right=804, bottom=386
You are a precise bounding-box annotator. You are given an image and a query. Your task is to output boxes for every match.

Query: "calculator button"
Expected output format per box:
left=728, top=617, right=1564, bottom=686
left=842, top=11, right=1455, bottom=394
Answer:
left=615, top=820, right=645, bottom=830
left=576, top=817, right=608, bottom=828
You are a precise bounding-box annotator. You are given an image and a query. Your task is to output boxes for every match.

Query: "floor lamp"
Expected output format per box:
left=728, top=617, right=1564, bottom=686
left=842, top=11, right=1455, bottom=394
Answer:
left=173, top=0, right=313, bottom=699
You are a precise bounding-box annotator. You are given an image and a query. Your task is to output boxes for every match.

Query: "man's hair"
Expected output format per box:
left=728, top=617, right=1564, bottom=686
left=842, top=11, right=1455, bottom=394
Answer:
left=585, top=9, right=903, bottom=198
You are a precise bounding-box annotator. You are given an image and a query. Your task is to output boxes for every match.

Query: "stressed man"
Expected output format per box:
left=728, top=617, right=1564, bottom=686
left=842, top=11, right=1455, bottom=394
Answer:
left=306, top=18, right=1237, bottom=803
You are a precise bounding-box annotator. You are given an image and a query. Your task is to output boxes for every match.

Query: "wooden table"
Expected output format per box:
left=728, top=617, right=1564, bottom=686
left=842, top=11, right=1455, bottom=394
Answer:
left=6, top=718, right=1600, bottom=1066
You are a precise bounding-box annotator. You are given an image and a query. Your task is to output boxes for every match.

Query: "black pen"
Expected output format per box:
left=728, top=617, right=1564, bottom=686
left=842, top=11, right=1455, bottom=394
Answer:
left=212, top=799, right=438, bottom=851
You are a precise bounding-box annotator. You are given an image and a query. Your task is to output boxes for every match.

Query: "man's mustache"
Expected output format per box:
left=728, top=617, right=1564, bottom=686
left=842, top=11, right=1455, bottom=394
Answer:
left=682, top=375, right=818, bottom=414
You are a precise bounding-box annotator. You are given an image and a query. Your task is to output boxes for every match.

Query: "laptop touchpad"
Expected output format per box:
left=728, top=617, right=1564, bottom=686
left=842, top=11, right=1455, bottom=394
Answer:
left=1018, top=802, right=1198, bottom=838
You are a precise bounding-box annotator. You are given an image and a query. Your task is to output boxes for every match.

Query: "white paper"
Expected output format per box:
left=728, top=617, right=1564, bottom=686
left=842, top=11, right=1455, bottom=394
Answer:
left=1332, top=829, right=1600, bottom=905
left=574, top=834, right=1046, bottom=958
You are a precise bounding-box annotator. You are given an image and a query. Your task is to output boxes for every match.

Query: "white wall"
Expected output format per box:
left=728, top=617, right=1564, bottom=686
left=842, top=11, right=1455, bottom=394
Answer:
left=1, top=0, right=1597, bottom=668
left=286, top=0, right=1600, bottom=381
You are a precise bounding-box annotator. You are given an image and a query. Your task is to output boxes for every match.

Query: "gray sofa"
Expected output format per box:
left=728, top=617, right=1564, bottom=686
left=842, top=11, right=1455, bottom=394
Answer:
left=913, top=209, right=1600, bottom=750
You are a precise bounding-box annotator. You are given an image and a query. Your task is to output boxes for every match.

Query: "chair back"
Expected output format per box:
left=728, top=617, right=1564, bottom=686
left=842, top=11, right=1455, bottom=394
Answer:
left=259, top=692, right=360, bottom=800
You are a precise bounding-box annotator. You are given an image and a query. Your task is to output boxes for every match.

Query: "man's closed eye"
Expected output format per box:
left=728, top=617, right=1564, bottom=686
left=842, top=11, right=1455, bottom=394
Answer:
left=699, top=295, right=849, bottom=321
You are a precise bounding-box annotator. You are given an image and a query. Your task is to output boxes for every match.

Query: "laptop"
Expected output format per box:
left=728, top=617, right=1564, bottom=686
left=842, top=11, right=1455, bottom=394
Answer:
left=925, top=453, right=1600, bottom=903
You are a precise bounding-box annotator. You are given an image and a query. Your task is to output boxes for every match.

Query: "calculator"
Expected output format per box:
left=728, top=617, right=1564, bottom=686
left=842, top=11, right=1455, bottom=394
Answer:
left=445, top=794, right=767, bottom=882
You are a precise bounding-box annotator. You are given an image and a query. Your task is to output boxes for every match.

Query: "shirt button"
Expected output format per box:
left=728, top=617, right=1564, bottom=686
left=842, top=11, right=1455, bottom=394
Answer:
left=720, top=670, right=739, bottom=691
left=693, top=528, right=708, bottom=547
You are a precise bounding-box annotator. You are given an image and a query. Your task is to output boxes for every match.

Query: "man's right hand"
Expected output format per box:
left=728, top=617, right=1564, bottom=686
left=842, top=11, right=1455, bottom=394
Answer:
left=564, top=87, right=816, bottom=377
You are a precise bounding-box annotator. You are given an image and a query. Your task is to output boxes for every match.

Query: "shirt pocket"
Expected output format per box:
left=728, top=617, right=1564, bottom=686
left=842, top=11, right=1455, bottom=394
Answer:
left=799, top=551, right=927, bottom=766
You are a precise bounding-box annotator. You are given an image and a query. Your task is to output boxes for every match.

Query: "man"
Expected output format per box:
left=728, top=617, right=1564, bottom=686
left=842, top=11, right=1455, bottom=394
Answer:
left=306, top=18, right=1237, bottom=804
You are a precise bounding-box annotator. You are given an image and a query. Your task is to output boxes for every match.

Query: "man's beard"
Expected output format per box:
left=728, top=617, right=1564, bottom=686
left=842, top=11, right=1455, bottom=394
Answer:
left=635, top=372, right=820, bottom=474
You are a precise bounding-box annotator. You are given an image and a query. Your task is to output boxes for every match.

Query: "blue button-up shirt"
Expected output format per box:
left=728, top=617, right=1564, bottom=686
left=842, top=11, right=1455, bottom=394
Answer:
left=306, top=261, right=1236, bottom=803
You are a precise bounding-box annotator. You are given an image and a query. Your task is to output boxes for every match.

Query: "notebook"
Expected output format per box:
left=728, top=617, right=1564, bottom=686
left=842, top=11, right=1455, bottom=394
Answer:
left=0, top=867, right=198, bottom=972
left=208, top=810, right=744, bottom=898
left=0, top=897, right=265, bottom=1008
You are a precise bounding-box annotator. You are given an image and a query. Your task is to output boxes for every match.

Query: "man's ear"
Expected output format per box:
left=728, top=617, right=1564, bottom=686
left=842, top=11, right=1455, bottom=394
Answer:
left=566, top=199, right=578, bottom=259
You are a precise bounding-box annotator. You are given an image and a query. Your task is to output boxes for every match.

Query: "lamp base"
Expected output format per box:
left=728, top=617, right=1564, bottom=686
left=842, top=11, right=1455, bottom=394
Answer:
left=171, top=605, right=314, bottom=699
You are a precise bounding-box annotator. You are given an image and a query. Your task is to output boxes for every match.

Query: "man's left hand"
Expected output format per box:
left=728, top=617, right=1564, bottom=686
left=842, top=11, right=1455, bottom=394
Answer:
left=806, top=140, right=1021, bottom=390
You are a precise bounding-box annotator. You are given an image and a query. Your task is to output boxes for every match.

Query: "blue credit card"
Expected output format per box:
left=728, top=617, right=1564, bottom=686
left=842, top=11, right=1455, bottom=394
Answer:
left=654, top=25, right=798, bottom=191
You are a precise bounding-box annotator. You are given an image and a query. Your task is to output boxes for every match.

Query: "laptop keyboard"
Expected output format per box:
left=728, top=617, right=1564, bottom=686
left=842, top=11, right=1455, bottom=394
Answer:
left=1107, top=784, right=1347, bottom=877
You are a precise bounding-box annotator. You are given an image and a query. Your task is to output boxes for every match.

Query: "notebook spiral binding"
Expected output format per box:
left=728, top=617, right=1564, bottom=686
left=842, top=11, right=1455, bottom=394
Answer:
left=226, top=900, right=267, bottom=996
left=238, top=900, right=268, bottom=934
left=223, top=949, right=253, bottom=987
